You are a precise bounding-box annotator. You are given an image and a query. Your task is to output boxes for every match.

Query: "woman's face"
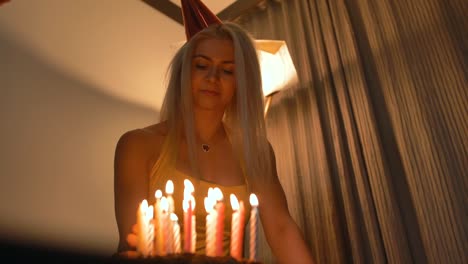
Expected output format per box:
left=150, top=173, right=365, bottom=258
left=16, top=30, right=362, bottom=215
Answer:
left=191, top=37, right=236, bottom=112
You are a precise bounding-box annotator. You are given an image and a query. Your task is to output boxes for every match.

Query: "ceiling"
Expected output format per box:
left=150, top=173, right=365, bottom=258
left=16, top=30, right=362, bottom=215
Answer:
left=0, top=0, right=237, bottom=111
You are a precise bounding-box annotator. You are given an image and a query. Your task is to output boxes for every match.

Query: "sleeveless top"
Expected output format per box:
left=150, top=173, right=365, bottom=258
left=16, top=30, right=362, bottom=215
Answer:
left=149, top=169, right=252, bottom=255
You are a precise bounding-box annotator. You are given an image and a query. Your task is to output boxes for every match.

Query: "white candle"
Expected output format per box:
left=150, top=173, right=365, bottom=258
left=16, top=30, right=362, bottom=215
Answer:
left=188, top=196, right=197, bottom=253
left=166, top=180, right=175, bottom=214
left=171, top=213, right=181, bottom=253
left=249, top=193, right=259, bottom=262
left=136, top=199, right=153, bottom=258
left=154, top=190, right=163, bottom=255
left=191, top=215, right=197, bottom=253
left=146, top=205, right=155, bottom=257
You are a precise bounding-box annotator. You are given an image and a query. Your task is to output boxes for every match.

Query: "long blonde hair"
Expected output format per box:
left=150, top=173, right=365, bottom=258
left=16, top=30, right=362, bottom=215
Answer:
left=150, top=22, right=272, bottom=192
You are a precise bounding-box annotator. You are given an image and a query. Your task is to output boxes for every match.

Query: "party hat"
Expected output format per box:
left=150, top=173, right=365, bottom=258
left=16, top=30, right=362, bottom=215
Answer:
left=0, top=0, right=11, bottom=6
left=181, top=0, right=222, bottom=40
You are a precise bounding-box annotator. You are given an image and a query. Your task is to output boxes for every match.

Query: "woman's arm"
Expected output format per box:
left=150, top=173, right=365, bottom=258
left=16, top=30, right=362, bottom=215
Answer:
left=113, top=129, right=150, bottom=254
left=253, top=145, right=315, bottom=264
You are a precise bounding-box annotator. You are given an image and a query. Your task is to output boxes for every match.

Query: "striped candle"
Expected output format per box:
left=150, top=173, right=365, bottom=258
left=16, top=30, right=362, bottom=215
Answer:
left=249, top=194, right=259, bottom=262
left=214, top=188, right=225, bottom=256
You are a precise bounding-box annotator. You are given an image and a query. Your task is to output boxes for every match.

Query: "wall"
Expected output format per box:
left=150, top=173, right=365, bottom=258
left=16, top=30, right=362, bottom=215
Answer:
left=0, top=29, right=159, bottom=256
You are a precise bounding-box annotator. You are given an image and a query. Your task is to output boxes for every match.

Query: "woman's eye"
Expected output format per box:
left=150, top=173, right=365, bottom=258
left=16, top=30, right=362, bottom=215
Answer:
left=195, top=64, right=208, bottom=69
left=223, top=69, right=234, bottom=75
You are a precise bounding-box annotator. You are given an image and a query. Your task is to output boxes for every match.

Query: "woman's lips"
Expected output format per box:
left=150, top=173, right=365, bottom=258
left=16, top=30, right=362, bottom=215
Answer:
left=200, top=90, right=219, bottom=96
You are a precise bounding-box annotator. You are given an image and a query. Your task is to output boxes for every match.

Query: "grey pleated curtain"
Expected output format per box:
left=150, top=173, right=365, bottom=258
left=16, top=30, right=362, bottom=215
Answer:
left=235, top=0, right=467, bottom=263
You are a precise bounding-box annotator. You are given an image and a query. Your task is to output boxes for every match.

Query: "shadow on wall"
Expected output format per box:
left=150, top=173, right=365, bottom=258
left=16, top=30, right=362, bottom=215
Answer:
left=0, top=30, right=159, bottom=256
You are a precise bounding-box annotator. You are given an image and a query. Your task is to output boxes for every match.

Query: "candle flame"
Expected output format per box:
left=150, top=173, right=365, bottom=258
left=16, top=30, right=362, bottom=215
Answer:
left=147, top=205, right=154, bottom=219
left=230, top=194, right=239, bottom=211
left=170, top=213, right=178, bottom=222
left=204, top=197, right=211, bottom=213
left=191, top=195, right=196, bottom=210
left=249, top=193, right=259, bottom=207
left=183, top=195, right=196, bottom=212
left=155, top=190, right=162, bottom=199
left=166, top=180, right=174, bottom=194
left=184, top=179, right=194, bottom=193
left=213, top=187, right=223, bottom=201
left=183, top=199, right=188, bottom=212
left=141, top=199, right=148, bottom=209
left=161, top=197, right=169, bottom=212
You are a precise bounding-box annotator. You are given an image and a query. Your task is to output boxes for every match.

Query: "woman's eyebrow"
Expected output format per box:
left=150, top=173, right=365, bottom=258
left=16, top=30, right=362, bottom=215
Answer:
left=193, top=54, right=234, bottom=64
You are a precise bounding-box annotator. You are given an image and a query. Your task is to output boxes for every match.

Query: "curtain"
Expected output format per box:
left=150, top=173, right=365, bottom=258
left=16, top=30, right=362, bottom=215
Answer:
left=236, top=0, right=467, bottom=263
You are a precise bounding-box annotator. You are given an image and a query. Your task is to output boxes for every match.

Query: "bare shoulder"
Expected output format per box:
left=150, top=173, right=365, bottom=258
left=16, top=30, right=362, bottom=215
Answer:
left=141, top=121, right=169, bottom=139
left=115, top=121, right=168, bottom=161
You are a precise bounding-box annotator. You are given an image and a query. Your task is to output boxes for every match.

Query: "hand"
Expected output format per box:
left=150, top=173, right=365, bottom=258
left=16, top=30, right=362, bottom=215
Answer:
left=115, top=224, right=141, bottom=258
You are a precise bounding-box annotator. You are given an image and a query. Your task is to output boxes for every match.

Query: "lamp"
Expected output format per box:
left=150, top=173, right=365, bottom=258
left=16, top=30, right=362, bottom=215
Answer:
left=256, top=40, right=298, bottom=116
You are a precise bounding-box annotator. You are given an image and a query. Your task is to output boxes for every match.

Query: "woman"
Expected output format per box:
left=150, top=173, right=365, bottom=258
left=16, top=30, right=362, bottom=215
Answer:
left=113, top=21, right=314, bottom=264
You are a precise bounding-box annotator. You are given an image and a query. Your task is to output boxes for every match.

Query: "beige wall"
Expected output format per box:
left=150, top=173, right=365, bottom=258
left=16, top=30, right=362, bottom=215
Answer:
left=0, top=29, right=159, bottom=256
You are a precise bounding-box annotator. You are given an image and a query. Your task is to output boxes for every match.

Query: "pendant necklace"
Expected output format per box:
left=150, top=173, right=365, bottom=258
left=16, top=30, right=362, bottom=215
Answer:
left=200, top=131, right=224, bottom=153
left=202, top=144, right=211, bottom=152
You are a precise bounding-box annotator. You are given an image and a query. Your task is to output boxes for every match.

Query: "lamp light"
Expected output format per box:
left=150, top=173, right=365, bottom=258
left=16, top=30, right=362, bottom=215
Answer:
left=256, top=40, right=298, bottom=116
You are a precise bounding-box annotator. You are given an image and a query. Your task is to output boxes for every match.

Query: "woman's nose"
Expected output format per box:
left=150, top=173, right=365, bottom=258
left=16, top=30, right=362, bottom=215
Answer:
left=206, top=66, right=220, bottom=81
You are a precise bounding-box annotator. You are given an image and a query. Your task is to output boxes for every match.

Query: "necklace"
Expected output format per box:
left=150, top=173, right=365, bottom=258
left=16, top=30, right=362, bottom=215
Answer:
left=202, top=144, right=211, bottom=152
left=199, top=131, right=225, bottom=153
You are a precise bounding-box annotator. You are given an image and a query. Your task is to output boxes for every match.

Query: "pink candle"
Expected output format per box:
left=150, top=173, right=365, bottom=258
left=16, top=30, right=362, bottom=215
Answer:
left=214, top=188, right=225, bottom=256
left=183, top=179, right=194, bottom=253
left=183, top=198, right=192, bottom=253
left=249, top=194, right=259, bottom=262
left=160, top=197, right=169, bottom=256
left=230, top=194, right=245, bottom=260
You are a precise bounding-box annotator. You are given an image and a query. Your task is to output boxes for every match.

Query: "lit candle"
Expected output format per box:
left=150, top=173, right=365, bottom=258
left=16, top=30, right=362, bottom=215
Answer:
left=183, top=179, right=194, bottom=253
left=204, top=195, right=216, bottom=256
left=230, top=194, right=245, bottom=260
left=136, top=199, right=154, bottom=258
left=171, top=213, right=181, bottom=254
left=249, top=193, right=259, bottom=262
left=146, top=205, right=155, bottom=257
left=166, top=180, right=175, bottom=214
left=154, top=190, right=163, bottom=255
left=191, top=213, right=197, bottom=253
left=213, top=187, right=225, bottom=256
left=160, top=197, right=170, bottom=255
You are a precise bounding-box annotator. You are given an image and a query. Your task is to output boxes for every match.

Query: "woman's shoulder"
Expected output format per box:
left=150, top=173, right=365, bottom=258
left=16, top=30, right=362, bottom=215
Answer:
left=115, top=122, right=168, bottom=157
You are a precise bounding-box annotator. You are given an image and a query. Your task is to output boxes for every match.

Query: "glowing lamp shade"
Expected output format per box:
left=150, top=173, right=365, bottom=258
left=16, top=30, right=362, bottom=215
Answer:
left=256, top=40, right=298, bottom=97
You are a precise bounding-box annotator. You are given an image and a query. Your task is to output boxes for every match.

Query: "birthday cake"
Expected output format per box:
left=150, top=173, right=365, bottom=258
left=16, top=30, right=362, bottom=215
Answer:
left=132, top=178, right=261, bottom=264
left=111, top=253, right=262, bottom=264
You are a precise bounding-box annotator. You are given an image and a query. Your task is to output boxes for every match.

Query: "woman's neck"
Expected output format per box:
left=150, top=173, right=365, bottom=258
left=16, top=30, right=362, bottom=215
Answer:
left=193, top=109, right=225, bottom=143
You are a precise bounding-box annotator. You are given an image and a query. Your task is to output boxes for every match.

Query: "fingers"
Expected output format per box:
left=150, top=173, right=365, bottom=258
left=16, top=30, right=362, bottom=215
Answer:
left=132, top=223, right=139, bottom=234
left=127, top=233, right=138, bottom=248
left=118, top=250, right=141, bottom=259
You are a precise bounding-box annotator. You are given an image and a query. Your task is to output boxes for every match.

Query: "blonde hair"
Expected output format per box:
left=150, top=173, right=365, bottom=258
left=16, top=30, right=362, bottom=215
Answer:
left=150, top=22, right=272, bottom=193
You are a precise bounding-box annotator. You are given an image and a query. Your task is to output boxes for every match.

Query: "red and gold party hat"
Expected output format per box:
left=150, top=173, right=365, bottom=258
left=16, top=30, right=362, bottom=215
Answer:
left=181, top=0, right=222, bottom=40
left=0, top=0, right=11, bottom=6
